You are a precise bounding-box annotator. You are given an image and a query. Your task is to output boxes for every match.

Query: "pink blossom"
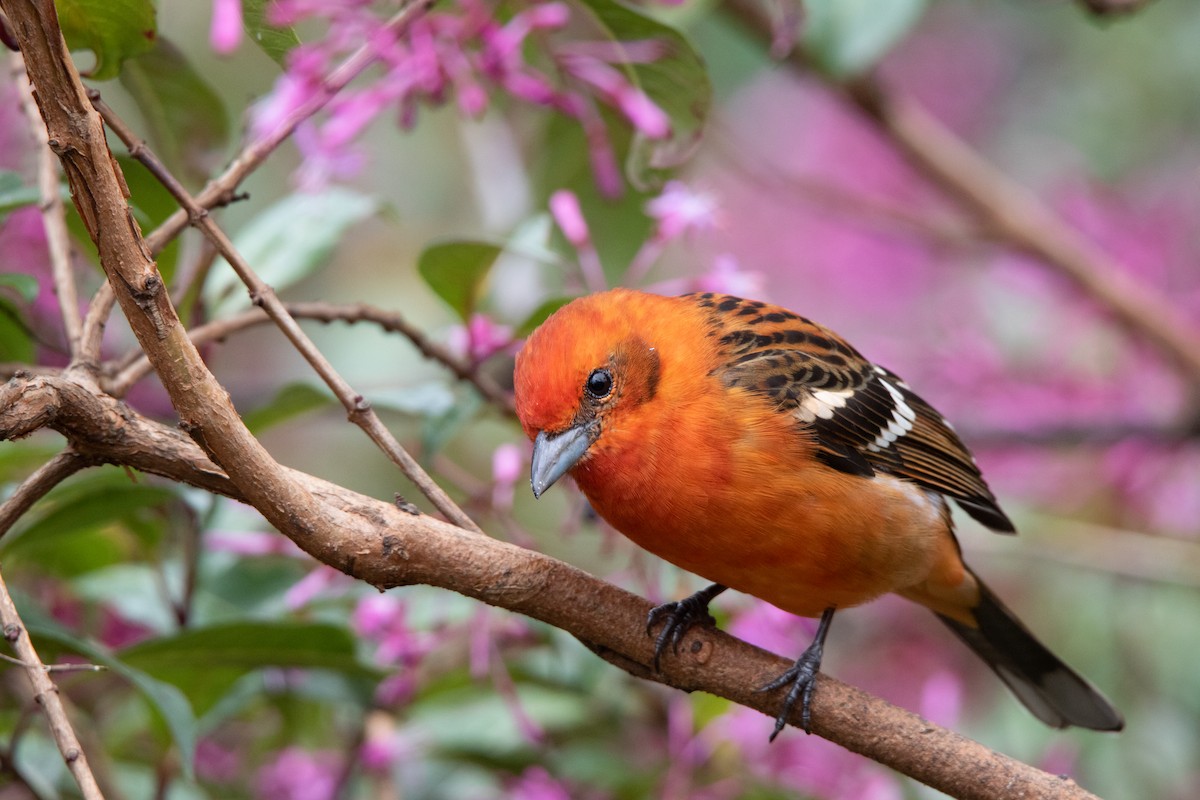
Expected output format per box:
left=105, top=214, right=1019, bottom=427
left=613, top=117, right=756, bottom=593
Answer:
left=284, top=564, right=348, bottom=609
left=446, top=312, right=514, bottom=364
left=491, top=442, right=524, bottom=510
left=508, top=766, right=572, bottom=800
left=549, top=189, right=590, bottom=247
left=919, top=669, right=963, bottom=728
left=559, top=54, right=670, bottom=139
left=210, top=0, right=243, bottom=55
left=206, top=530, right=304, bottom=557
left=646, top=180, right=720, bottom=241
left=196, top=738, right=241, bottom=783
left=255, top=748, right=339, bottom=800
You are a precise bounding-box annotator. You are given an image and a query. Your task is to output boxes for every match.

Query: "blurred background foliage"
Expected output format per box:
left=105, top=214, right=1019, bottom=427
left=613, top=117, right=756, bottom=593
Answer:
left=2, top=0, right=1199, bottom=798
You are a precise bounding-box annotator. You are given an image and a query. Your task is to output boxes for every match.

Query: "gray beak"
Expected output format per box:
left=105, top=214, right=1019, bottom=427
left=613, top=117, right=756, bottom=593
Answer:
left=530, top=424, right=594, bottom=498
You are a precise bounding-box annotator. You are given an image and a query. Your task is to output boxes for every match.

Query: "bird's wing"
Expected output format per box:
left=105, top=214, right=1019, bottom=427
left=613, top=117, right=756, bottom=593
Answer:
left=688, top=292, right=1014, bottom=533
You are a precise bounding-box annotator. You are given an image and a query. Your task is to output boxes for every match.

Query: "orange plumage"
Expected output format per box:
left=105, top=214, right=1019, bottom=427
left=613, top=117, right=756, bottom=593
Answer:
left=514, top=288, right=1122, bottom=737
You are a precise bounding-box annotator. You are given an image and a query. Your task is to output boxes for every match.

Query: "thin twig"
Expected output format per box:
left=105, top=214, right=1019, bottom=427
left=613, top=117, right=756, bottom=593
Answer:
left=76, top=283, right=114, bottom=364
left=90, top=92, right=483, bottom=534
left=107, top=301, right=514, bottom=412
left=0, top=571, right=106, bottom=800
left=0, top=449, right=91, bottom=541
left=12, top=50, right=80, bottom=355
left=0, top=652, right=106, bottom=672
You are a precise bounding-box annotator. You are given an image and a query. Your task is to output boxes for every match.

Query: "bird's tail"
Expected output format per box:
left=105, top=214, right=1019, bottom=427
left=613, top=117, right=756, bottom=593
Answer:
left=936, top=573, right=1123, bottom=731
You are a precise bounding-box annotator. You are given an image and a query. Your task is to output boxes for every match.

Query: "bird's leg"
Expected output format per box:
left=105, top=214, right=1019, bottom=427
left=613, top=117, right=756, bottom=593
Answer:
left=645, top=584, right=727, bottom=671
left=758, top=606, right=836, bottom=740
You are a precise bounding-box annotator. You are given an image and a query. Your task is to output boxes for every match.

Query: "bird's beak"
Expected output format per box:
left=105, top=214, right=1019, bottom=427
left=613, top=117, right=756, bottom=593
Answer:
left=530, top=423, right=595, bottom=499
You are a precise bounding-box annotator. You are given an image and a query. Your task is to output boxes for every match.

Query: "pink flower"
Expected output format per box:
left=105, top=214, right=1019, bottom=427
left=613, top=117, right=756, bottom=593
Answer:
left=549, top=189, right=590, bottom=248
left=491, top=442, right=524, bottom=510
left=284, top=565, right=348, bottom=609
left=210, top=0, right=243, bottom=55
left=196, top=738, right=242, bottom=783
left=508, top=766, right=572, bottom=800
left=255, top=748, right=339, bottom=800
left=646, top=181, right=720, bottom=241
left=446, top=313, right=514, bottom=364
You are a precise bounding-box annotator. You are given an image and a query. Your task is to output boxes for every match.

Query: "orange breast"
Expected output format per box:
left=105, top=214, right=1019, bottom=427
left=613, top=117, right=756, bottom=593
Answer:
left=572, top=384, right=960, bottom=619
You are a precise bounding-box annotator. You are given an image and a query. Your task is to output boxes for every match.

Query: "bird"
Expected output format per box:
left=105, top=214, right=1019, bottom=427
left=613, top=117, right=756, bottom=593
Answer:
left=512, top=287, right=1123, bottom=739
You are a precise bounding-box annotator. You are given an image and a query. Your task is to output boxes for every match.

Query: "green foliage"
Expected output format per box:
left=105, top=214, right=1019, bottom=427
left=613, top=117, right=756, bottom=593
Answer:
left=576, top=0, right=713, bottom=188
left=55, top=0, right=157, bottom=81
left=205, top=188, right=380, bottom=314
left=417, top=240, right=503, bottom=321
left=802, top=0, right=929, bottom=77
left=243, top=383, right=334, bottom=433
left=0, top=171, right=44, bottom=216
left=119, top=38, right=232, bottom=188
left=241, top=0, right=302, bottom=66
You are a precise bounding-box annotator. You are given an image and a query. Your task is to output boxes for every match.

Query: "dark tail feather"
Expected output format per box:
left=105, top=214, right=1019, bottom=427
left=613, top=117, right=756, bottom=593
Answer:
left=937, top=576, right=1124, bottom=731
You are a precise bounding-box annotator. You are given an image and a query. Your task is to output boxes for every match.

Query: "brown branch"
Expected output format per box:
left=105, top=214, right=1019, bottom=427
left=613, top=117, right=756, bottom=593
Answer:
left=89, top=91, right=481, bottom=533
left=721, top=0, right=1200, bottom=389
left=12, top=50, right=79, bottom=354
left=107, top=301, right=513, bottom=412
left=0, top=371, right=1104, bottom=800
left=0, top=570, right=106, bottom=800
left=0, top=447, right=93, bottom=540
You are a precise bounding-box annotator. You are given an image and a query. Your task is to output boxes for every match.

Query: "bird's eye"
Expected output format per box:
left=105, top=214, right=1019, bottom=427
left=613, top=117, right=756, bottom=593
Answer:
left=585, top=368, right=614, bottom=399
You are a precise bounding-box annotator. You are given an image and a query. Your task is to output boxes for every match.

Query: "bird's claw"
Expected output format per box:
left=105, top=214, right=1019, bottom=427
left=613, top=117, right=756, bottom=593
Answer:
left=646, top=593, right=717, bottom=672
left=757, top=650, right=821, bottom=739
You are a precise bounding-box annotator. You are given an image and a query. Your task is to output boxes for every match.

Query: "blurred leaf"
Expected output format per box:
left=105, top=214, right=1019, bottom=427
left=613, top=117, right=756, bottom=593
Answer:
left=119, top=621, right=381, bottom=714
left=0, top=273, right=39, bottom=304
left=1, top=470, right=179, bottom=558
left=242, top=0, right=301, bottom=67
left=0, top=171, right=42, bottom=216
left=372, top=381, right=458, bottom=419
left=802, top=0, right=928, bottom=78
left=119, top=37, right=231, bottom=188
left=417, top=241, right=503, bottom=321
left=16, top=602, right=197, bottom=778
left=575, top=0, right=712, bottom=189
left=422, top=387, right=481, bottom=455
left=515, top=296, right=573, bottom=338
left=56, top=0, right=157, bottom=81
left=206, top=188, right=379, bottom=314
left=0, top=290, right=33, bottom=362
left=243, top=383, right=333, bottom=433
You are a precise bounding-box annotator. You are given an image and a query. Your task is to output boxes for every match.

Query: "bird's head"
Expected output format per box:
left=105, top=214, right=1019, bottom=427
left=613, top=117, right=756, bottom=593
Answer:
left=513, top=289, right=669, bottom=498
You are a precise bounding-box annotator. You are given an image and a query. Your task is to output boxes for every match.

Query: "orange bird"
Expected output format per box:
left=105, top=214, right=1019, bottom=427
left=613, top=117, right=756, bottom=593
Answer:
left=513, top=288, right=1122, bottom=738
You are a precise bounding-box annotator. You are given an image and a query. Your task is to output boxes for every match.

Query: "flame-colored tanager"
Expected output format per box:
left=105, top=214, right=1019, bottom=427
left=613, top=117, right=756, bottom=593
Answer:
left=513, top=288, right=1122, bottom=738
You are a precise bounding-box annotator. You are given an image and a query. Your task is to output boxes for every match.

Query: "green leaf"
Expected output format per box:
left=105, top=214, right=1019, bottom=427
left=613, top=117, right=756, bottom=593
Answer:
left=0, top=171, right=42, bottom=216
left=119, top=621, right=381, bottom=715
left=0, top=299, right=34, bottom=363
left=515, top=296, right=573, bottom=338
left=0, top=273, right=40, bottom=304
left=575, top=0, right=713, bottom=189
left=116, top=156, right=182, bottom=278
left=243, top=383, right=333, bottom=433
left=417, top=241, right=503, bottom=321
left=1, top=470, right=179, bottom=559
left=802, top=0, right=929, bottom=78
left=206, top=188, right=380, bottom=314
left=16, top=602, right=198, bottom=779
left=55, top=0, right=157, bottom=81
left=242, top=0, right=302, bottom=66
left=119, top=38, right=231, bottom=188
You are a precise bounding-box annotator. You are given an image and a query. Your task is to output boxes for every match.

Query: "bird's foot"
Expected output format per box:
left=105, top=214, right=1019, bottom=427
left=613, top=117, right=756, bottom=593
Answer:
left=645, top=584, right=726, bottom=672
left=758, top=647, right=822, bottom=739
left=756, top=606, right=835, bottom=740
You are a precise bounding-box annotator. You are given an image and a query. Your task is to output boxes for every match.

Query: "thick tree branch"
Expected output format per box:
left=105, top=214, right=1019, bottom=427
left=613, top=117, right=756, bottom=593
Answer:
left=0, top=570, right=106, bottom=799
left=0, top=372, right=1102, bottom=800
